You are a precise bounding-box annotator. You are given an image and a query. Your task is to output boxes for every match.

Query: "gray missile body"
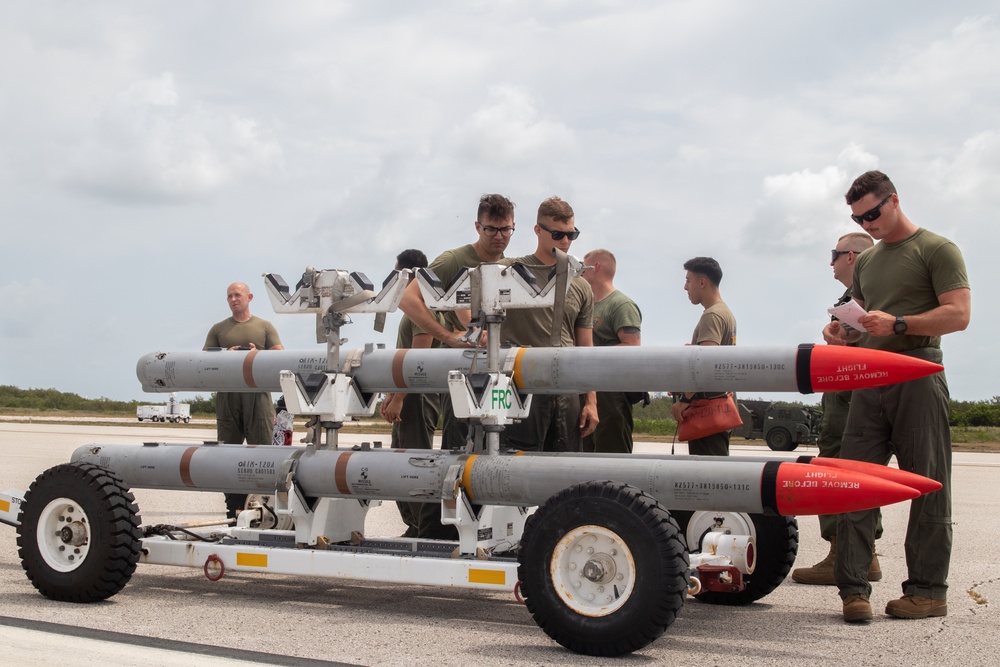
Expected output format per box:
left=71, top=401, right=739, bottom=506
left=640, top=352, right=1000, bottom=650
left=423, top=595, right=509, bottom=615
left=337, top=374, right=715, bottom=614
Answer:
left=137, top=344, right=942, bottom=395
left=70, top=442, right=920, bottom=516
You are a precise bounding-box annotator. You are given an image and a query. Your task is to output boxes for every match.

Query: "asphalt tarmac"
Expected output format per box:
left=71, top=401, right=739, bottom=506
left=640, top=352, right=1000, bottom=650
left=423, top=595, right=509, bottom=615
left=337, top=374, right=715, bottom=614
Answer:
left=1, top=422, right=997, bottom=666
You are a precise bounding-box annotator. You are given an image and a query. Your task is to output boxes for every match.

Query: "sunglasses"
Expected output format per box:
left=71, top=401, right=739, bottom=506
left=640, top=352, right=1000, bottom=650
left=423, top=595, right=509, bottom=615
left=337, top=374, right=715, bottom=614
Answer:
left=831, top=249, right=853, bottom=262
left=537, top=220, right=580, bottom=241
left=851, top=194, right=894, bottom=225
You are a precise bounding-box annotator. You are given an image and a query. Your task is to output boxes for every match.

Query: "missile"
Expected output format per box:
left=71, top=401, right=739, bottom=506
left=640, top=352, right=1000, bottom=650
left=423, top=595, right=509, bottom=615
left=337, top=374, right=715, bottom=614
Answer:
left=70, top=443, right=922, bottom=516
left=504, top=452, right=943, bottom=497
left=137, top=344, right=943, bottom=395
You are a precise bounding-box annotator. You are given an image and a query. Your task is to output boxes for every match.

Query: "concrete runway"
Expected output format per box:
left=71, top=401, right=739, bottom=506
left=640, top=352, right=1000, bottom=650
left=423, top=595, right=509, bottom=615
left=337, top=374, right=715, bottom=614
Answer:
left=1, top=422, right=997, bottom=666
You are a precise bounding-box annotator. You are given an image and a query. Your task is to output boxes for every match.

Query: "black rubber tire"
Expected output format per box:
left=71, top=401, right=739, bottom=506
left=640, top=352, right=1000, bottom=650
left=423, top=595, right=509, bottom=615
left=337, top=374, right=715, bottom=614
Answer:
left=518, top=481, right=688, bottom=657
left=695, top=514, right=798, bottom=606
left=16, top=462, right=142, bottom=603
left=766, top=427, right=796, bottom=451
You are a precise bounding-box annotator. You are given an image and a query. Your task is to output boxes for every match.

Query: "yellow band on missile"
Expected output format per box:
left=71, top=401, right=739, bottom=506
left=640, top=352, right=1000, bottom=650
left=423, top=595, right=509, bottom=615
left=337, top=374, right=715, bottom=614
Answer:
left=461, top=455, right=478, bottom=501
left=511, top=347, right=528, bottom=389
left=0, top=499, right=9, bottom=513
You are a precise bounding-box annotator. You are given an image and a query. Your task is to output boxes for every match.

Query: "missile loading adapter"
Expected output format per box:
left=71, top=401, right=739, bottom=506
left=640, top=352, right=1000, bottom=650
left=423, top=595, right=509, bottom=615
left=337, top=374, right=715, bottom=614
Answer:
left=8, top=256, right=944, bottom=657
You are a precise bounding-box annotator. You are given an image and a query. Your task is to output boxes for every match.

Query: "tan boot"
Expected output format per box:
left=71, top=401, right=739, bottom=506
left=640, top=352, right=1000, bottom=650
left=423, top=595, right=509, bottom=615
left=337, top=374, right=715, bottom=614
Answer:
left=868, top=551, right=882, bottom=582
left=843, top=594, right=873, bottom=623
left=885, top=595, right=947, bottom=619
left=792, top=537, right=836, bottom=585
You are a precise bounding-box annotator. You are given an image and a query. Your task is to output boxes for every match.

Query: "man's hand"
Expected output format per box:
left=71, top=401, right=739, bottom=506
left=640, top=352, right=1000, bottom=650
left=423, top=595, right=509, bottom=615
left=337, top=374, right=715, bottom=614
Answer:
left=822, top=321, right=852, bottom=345
left=671, top=401, right=687, bottom=423
left=579, top=402, right=599, bottom=438
left=380, top=394, right=403, bottom=423
left=858, top=310, right=896, bottom=337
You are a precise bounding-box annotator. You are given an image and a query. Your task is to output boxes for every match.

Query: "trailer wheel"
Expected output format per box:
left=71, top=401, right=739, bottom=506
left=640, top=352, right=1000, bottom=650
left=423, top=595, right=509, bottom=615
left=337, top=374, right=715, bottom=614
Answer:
left=16, top=463, right=142, bottom=603
left=693, top=512, right=798, bottom=606
left=766, top=426, right=795, bottom=451
left=517, top=481, right=688, bottom=656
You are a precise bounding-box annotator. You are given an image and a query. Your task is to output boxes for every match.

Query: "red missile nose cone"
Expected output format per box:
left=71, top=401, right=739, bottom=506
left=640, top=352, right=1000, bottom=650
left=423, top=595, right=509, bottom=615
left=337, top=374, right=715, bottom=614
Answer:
left=810, top=457, right=943, bottom=495
left=808, top=345, right=943, bottom=392
left=774, top=463, right=919, bottom=516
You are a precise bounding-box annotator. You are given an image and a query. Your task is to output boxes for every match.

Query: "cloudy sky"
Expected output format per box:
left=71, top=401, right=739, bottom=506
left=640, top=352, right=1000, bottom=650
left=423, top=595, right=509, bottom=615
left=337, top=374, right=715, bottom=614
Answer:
left=1, top=1, right=996, bottom=406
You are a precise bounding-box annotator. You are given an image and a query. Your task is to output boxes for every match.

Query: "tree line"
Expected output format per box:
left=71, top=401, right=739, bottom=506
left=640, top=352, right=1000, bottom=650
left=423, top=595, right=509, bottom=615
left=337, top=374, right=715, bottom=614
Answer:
left=2, top=385, right=999, bottom=428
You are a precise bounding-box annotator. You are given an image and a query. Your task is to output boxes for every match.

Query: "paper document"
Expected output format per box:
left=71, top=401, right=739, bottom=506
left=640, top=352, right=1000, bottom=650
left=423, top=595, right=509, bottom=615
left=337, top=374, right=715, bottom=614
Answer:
left=827, top=300, right=868, bottom=332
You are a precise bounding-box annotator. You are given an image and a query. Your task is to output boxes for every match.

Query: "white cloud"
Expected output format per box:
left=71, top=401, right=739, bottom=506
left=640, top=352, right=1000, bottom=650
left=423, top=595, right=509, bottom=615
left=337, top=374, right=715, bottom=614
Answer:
left=447, top=85, right=578, bottom=165
left=62, top=73, right=284, bottom=203
left=926, top=130, right=1000, bottom=205
left=741, top=144, right=880, bottom=252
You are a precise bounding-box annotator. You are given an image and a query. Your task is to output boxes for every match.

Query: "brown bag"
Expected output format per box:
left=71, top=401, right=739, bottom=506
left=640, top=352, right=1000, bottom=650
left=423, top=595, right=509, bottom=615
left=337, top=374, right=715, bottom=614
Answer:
left=676, top=393, right=743, bottom=442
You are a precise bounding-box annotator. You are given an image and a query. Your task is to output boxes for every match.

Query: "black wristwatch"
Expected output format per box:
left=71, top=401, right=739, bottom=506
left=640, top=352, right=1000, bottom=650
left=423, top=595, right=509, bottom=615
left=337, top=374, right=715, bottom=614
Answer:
left=893, top=316, right=908, bottom=335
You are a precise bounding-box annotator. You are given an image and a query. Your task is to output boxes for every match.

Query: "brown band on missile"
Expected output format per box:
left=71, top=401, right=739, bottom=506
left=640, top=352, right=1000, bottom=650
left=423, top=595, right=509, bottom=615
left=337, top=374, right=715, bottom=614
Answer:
left=334, top=452, right=352, bottom=495
left=391, top=349, right=408, bottom=388
left=461, top=454, right=478, bottom=502
left=511, top=347, right=528, bottom=389
left=242, top=349, right=259, bottom=388
left=180, top=447, right=198, bottom=487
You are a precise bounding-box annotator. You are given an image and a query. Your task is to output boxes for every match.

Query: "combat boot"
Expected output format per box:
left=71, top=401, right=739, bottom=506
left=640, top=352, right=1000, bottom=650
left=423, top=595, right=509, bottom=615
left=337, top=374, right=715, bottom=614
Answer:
left=867, top=552, right=882, bottom=582
left=843, top=594, right=873, bottom=623
left=885, top=595, right=947, bottom=619
left=792, top=537, right=837, bottom=585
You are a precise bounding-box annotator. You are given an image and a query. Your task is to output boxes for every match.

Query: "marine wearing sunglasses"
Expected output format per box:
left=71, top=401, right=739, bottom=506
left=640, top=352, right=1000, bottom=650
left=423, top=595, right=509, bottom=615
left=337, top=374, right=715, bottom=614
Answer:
left=851, top=193, right=894, bottom=225
left=537, top=220, right=581, bottom=240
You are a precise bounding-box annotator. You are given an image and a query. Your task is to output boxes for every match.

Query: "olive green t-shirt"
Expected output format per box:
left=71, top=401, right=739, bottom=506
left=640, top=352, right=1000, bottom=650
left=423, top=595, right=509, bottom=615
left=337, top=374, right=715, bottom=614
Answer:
left=851, top=228, right=969, bottom=353
left=692, top=301, right=736, bottom=346
left=498, top=254, right=593, bottom=347
left=204, top=316, right=282, bottom=350
left=396, top=313, right=444, bottom=350
left=428, top=244, right=498, bottom=333
left=592, top=289, right=642, bottom=347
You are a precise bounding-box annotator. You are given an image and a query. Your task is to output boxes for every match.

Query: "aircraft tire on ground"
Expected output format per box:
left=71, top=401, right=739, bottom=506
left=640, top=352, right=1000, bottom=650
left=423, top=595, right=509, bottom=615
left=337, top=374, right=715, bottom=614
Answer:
left=766, top=426, right=796, bottom=451
left=517, top=481, right=688, bottom=657
left=16, top=462, right=142, bottom=603
left=694, top=513, right=798, bottom=606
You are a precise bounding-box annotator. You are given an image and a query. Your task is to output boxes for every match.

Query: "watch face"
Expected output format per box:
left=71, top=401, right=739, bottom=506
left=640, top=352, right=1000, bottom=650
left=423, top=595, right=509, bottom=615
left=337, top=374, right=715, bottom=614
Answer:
left=894, top=318, right=907, bottom=334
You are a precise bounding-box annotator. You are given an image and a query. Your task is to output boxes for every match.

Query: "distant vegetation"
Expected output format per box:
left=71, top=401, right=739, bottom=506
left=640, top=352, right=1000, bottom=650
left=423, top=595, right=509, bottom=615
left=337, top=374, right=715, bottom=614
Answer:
left=0, top=385, right=216, bottom=415
left=2, top=386, right=1000, bottom=437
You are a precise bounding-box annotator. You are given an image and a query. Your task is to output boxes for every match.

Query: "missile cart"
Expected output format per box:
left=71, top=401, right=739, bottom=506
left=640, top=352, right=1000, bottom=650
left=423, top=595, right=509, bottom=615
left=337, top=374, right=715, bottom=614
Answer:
left=1, top=256, right=941, bottom=656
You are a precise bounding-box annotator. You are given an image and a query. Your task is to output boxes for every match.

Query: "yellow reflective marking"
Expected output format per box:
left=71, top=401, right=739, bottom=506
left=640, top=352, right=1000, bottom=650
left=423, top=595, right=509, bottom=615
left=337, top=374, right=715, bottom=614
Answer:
left=468, top=568, right=506, bottom=585
left=236, top=552, right=268, bottom=568
left=0, top=499, right=9, bottom=513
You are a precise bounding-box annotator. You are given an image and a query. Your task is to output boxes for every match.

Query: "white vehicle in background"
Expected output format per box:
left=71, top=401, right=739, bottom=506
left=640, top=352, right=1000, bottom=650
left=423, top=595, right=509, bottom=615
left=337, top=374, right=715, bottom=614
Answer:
left=135, top=405, right=165, bottom=422
left=137, top=395, right=190, bottom=423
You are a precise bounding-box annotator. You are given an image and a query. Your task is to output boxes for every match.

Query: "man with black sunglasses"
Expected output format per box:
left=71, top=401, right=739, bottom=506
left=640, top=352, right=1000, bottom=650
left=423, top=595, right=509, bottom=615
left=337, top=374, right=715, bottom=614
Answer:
left=499, top=196, right=599, bottom=451
left=823, top=171, right=970, bottom=624
left=794, top=231, right=882, bottom=586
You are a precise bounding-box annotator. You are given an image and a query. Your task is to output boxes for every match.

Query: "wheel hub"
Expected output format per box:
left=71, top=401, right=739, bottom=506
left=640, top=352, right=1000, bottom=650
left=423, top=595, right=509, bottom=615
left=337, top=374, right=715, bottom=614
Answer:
left=551, top=525, right=635, bottom=616
left=36, top=498, right=92, bottom=572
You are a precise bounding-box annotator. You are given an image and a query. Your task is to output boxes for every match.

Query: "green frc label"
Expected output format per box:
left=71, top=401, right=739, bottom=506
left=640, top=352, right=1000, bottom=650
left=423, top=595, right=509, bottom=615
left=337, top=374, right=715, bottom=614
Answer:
left=491, top=388, right=512, bottom=410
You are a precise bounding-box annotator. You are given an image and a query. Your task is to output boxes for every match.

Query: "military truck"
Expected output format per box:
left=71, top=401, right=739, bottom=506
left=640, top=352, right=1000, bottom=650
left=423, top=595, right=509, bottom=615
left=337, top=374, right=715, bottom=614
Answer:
left=734, top=399, right=820, bottom=451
